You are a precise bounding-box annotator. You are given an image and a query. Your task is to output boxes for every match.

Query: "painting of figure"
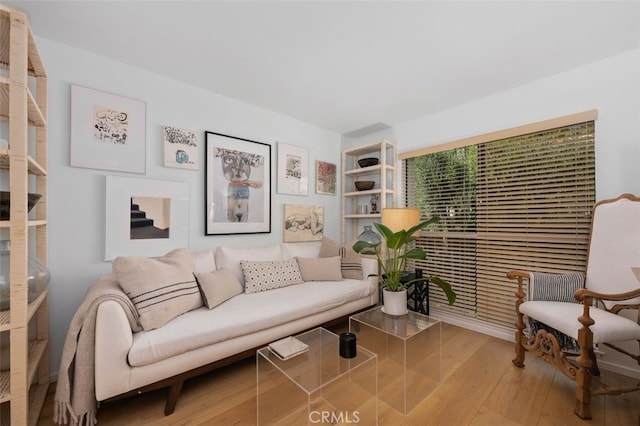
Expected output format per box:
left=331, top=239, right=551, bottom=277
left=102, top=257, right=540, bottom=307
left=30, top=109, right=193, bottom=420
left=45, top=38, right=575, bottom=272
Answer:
left=205, top=131, right=271, bottom=235
left=215, top=148, right=264, bottom=222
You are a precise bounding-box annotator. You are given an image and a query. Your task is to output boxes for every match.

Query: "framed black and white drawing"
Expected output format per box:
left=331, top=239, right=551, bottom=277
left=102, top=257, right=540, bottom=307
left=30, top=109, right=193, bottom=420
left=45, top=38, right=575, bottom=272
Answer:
left=164, top=126, right=199, bottom=170
left=283, top=204, right=324, bottom=242
left=205, top=131, right=271, bottom=235
left=104, top=176, right=189, bottom=260
left=70, top=84, right=146, bottom=173
left=277, top=142, right=308, bottom=196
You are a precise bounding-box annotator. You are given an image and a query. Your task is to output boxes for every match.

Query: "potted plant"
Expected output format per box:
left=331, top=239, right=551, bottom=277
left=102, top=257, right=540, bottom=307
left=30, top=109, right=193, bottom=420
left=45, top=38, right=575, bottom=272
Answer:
left=353, top=216, right=456, bottom=315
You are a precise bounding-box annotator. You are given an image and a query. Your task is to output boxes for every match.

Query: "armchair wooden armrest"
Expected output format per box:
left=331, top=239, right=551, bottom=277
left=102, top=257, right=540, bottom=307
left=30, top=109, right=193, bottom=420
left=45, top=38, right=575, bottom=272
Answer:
left=574, top=287, right=640, bottom=303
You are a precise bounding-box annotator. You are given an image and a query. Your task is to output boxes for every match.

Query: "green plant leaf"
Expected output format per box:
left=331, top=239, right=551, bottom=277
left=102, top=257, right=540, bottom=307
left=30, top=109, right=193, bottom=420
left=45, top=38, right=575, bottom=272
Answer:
left=406, top=216, right=440, bottom=236
left=352, top=240, right=380, bottom=254
left=386, top=230, right=409, bottom=249
left=429, top=276, right=456, bottom=305
left=373, top=222, right=394, bottom=241
left=403, top=247, right=427, bottom=260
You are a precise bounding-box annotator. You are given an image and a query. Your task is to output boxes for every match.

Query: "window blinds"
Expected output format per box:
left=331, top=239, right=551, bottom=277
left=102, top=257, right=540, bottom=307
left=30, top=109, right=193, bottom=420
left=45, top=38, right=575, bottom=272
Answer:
left=403, top=117, right=595, bottom=328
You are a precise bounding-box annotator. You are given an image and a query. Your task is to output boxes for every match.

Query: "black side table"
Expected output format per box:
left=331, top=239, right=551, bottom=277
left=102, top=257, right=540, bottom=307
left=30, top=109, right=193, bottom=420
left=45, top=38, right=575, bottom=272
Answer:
left=402, top=269, right=430, bottom=315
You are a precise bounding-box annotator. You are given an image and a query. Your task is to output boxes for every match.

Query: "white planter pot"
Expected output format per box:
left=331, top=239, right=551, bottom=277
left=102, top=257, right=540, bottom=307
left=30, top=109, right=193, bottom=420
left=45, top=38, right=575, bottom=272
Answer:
left=382, top=288, right=408, bottom=316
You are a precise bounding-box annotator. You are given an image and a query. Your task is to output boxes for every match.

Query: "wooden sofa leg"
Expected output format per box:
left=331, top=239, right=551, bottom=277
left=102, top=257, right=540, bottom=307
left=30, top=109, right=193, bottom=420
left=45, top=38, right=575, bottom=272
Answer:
left=164, top=380, right=184, bottom=416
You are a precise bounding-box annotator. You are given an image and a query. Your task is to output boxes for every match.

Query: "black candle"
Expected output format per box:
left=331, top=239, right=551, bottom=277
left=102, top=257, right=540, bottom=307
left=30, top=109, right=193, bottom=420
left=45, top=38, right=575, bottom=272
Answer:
left=339, top=332, right=357, bottom=358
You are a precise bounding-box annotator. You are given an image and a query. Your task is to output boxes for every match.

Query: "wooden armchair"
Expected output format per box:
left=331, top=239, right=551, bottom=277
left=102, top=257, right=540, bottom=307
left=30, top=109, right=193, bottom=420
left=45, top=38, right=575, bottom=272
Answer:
left=507, top=193, right=640, bottom=419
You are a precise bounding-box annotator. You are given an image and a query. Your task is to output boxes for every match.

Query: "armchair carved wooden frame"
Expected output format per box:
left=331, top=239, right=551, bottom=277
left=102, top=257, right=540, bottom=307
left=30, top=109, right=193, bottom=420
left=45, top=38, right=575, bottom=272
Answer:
left=508, top=193, right=640, bottom=419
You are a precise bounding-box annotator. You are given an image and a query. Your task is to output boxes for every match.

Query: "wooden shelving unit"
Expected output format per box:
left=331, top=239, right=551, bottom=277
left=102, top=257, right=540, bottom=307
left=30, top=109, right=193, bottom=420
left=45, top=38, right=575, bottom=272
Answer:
left=341, top=140, right=397, bottom=245
left=0, top=5, right=50, bottom=425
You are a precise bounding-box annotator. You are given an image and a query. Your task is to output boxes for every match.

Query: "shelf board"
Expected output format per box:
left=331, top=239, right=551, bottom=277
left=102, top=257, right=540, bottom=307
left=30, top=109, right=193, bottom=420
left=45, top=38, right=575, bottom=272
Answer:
left=343, top=140, right=393, bottom=157
left=0, top=148, right=47, bottom=176
left=0, top=290, right=48, bottom=331
left=0, top=6, right=47, bottom=77
left=0, top=78, right=47, bottom=128
left=344, top=189, right=395, bottom=197
left=0, top=220, right=48, bottom=229
left=27, top=339, right=48, bottom=389
left=344, top=164, right=395, bottom=176
left=345, top=214, right=382, bottom=219
left=0, top=339, right=48, bottom=404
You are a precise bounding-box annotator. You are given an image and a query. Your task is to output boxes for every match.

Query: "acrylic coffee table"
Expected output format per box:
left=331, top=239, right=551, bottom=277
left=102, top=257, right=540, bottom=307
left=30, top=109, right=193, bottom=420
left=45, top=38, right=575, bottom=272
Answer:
left=350, top=306, right=441, bottom=415
left=256, top=327, right=378, bottom=425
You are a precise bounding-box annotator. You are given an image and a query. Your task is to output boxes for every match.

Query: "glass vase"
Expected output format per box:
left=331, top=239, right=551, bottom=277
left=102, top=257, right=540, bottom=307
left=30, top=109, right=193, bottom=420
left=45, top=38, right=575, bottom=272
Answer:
left=0, top=240, right=50, bottom=311
left=358, top=225, right=381, bottom=244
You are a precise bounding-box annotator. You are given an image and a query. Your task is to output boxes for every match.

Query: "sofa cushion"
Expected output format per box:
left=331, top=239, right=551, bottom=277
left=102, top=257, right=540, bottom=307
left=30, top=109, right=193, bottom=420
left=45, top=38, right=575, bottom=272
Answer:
left=241, top=259, right=304, bottom=294
left=191, top=250, right=216, bottom=273
left=127, top=279, right=377, bottom=367
left=215, top=244, right=283, bottom=286
left=296, top=256, right=342, bottom=281
left=113, top=248, right=202, bottom=331
left=282, top=241, right=322, bottom=260
left=319, top=236, right=340, bottom=257
left=195, top=268, right=243, bottom=309
left=341, top=243, right=363, bottom=280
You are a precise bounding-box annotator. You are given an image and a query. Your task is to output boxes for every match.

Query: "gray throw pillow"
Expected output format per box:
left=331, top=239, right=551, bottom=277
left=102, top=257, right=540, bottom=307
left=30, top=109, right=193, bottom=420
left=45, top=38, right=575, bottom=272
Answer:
left=195, top=268, right=243, bottom=309
left=296, top=256, right=342, bottom=281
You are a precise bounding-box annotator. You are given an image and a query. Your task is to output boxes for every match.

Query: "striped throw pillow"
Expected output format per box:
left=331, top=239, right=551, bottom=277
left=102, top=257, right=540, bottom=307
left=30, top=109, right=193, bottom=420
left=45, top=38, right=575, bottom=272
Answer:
left=529, top=272, right=584, bottom=303
left=113, top=248, right=202, bottom=330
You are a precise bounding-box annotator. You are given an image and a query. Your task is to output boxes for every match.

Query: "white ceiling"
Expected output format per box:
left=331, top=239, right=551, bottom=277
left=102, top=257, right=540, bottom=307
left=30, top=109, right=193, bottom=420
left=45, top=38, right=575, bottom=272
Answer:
left=10, top=1, right=640, bottom=136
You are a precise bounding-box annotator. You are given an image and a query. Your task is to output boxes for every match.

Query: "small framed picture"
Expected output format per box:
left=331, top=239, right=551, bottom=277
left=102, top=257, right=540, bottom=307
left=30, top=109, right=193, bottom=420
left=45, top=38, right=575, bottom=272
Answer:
left=70, top=84, right=146, bottom=173
left=277, top=142, right=308, bottom=196
left=164, top=126, right=199, bottom=170
left=283, top=204, right=324, bottom=242
left=316, top=160, right=336, bottom=195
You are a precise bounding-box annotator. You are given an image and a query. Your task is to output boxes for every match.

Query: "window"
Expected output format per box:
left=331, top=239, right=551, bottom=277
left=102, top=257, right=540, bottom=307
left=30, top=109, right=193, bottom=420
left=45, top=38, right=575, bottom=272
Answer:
left=402, top=112, right=596, bottom=328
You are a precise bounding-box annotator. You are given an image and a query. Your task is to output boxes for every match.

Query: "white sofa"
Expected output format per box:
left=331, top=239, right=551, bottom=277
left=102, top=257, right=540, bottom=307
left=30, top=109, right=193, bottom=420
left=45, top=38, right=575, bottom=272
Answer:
left=94, top=241, right=378, bottom=414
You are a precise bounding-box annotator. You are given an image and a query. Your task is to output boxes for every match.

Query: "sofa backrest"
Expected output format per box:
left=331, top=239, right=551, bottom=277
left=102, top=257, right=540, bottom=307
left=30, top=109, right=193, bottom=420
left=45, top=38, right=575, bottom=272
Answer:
left=214, top=244, right=284, bottom=286
left=281, top=241, right=322, bottom=260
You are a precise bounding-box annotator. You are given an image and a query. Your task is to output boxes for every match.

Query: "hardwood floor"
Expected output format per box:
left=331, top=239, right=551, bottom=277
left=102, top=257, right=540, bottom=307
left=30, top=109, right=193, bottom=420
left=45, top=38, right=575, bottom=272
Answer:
left=37, top=322, right=640, bottom=425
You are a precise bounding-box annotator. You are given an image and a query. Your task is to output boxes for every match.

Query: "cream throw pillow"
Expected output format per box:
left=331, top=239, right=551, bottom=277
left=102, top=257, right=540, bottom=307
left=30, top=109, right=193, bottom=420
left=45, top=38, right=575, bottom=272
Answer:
left=113, top=248, right=202, bottom=331
left=319, top=236, right=340, bottom=257
left=296, top=256, right=342, bottom=282
left=195, top=268, right=243, bottom=309
left=341, top=242, right=364, bottom=280
left=241, top=259, right=303, bottom=294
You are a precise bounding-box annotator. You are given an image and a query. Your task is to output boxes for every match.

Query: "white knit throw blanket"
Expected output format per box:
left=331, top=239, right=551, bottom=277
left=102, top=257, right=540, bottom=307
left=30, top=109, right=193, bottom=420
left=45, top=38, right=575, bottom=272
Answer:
left=53, top=275, right=141, bottom=426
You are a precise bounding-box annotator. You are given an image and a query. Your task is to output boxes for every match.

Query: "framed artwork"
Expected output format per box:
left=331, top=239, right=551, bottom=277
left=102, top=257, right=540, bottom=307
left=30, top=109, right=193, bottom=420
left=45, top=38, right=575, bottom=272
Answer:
left=164, top=126, right=199, bottom=170
left=70, top=84, right=146, bottom=173
left=205, top=131, right=271, bottom=235
left=316, top=160, right=337, bottom=195
left=283, top=204, right=324, bottom=242
left=104, top=176, right=189, bottom=261
left=277, top=142, right=308, bottom=196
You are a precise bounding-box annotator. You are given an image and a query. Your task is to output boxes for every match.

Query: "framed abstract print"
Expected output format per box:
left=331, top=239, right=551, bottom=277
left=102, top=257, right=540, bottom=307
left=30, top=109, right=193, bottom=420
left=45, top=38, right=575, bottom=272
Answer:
left=70, top=84, right=146, bottom=173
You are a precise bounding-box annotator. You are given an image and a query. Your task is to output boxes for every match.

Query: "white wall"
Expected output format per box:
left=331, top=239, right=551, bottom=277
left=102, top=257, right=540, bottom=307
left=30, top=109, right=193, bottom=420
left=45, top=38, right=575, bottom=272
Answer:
left=345, top=48, right=640, bottom=375
left=346, top=48, right=640, bottom=198
left=38, top=38, right=343, bottom=374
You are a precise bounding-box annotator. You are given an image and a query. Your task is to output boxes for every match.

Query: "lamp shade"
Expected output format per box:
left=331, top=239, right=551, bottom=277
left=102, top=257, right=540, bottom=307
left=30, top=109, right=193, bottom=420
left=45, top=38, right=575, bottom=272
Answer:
left=381, top=208, right=421, bottom=234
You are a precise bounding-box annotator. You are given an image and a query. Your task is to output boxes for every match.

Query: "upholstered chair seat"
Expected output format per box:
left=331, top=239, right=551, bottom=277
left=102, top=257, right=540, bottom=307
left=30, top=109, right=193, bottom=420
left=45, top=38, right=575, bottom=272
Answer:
left=520, top=301, right=640, bottom=343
